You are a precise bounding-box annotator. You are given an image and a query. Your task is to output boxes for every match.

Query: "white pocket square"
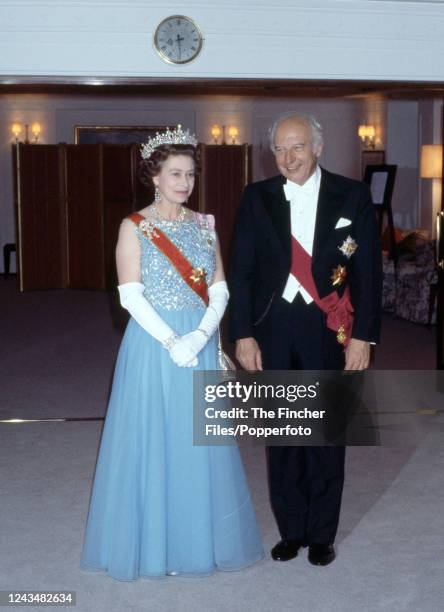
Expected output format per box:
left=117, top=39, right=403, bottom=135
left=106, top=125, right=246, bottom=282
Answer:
left=335, top=217, right=352, bottom=229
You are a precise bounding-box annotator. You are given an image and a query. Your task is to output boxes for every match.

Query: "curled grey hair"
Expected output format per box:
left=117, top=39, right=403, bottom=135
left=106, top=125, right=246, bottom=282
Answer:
left=269, top=113, right=323, bottom=152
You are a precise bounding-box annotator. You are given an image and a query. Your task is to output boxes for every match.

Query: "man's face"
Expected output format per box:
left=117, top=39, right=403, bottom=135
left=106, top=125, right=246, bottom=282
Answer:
left=273, top=119, right=323, bottom=185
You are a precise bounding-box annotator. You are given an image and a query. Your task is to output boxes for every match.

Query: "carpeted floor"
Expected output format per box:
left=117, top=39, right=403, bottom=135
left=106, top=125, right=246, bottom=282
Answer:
left=1, top=278, right=443, bottom=612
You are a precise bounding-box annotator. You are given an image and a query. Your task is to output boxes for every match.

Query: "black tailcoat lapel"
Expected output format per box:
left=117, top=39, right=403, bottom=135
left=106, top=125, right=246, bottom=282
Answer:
left=312, top=168, right=344, bottom=262
left=261, top=175, right=291, bottom=268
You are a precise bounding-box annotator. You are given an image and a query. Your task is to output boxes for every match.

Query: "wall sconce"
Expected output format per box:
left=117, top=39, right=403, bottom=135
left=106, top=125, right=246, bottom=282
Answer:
left=11, top=123, right=23, bottom=142
left=228, top=126, right=239, bottom=144
left=420, top=144, right=443, bottom=239
left=358, top=124, right=376, bottom=149
left=31, top=122, right=41, bottom=142
left=211, top=124, right=222, bottom=144
left=10, top=122, right=42, bottom=143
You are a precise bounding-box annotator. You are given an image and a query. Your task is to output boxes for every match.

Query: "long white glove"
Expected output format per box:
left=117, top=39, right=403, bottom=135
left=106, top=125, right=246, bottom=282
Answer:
left=118, top=282, right=198, bottom=367
left=169, top=280, right=229, bottom=367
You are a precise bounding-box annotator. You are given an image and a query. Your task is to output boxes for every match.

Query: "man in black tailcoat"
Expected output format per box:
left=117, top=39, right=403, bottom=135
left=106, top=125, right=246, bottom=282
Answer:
left=229, top=113, right=382, bottom=566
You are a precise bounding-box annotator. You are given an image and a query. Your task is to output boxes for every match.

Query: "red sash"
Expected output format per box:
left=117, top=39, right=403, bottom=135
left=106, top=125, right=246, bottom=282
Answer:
left=291, top=237, right=354, bottom=346
left=128, top=212, right=209, bottom=305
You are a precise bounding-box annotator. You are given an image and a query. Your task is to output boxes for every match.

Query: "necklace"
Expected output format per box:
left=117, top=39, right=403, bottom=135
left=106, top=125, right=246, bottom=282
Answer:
left=152, top=202, right=186, bottom=223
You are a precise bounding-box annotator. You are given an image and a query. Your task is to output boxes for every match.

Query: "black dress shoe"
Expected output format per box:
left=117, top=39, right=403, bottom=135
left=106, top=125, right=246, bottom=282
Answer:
left=271, top=539, right=302, bottom=561
left=308, top=543, right=336, bottom=566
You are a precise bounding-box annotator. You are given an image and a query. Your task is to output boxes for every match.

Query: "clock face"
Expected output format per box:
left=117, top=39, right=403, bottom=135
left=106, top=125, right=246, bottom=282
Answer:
left=154, top=15, right=203, bottom=65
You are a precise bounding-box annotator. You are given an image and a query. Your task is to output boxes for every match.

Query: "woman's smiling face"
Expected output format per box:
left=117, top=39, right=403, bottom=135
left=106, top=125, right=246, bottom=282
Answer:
left=153, top=154, right=196, bottom=204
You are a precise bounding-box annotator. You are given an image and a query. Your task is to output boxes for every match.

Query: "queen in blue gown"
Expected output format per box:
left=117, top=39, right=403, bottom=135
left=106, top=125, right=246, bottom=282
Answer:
left=80, top=132, right=263, bottom=581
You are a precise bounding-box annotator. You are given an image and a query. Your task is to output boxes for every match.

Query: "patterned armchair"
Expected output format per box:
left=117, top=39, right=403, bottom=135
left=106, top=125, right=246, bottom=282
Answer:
left=382, top=232, right=438, bottom=325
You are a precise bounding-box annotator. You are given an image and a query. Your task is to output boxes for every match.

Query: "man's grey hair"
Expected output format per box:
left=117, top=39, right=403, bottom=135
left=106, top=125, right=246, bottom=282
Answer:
left=269, top=113, right=323, bottom=152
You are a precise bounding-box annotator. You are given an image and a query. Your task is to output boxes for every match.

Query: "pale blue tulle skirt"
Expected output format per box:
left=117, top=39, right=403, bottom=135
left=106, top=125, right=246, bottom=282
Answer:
left=80, top=308, right=263, bottom=581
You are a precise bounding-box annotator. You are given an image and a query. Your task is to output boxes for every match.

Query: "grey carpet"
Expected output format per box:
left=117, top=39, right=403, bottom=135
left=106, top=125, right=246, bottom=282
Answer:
left=1, top=424, right=443, bottom=612
left=1, top=279, right=443, bottom=611
left=1, top=279, right=125, bottom=419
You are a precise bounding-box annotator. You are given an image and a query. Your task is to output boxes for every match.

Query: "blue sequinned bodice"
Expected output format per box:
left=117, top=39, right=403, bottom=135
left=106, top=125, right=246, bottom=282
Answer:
left=135, top=216, right=216, bottom=310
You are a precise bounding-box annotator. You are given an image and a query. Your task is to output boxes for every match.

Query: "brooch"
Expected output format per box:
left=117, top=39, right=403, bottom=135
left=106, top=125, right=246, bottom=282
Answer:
left=338, top=235, right=357, bottom=259
left=196, top=212, right=216, bottom=250
left=331, top=265, right=347, bottom=287
left=190, top=267, right=206, bottom=284
left=139, top=219, right=159, bottom=239
left=201, top=228, right=215, bottom=249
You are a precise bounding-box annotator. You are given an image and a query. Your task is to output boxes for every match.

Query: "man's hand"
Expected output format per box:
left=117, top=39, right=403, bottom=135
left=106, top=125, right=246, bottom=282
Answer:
left=344, top=338, right=370, bottom=371
left=235, top=337, right=263, bottom=371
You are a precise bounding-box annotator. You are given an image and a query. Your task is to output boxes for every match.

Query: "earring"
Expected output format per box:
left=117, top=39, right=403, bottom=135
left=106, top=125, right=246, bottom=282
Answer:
left=154, top=186, right=161, bottom=204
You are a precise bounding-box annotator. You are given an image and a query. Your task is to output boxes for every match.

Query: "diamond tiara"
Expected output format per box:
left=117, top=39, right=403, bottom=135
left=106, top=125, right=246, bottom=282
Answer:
left=140, top=124, right=198, bottom=160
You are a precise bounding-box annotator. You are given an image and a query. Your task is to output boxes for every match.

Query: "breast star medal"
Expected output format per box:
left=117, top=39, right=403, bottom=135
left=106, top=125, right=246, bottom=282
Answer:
left=190, top=267, right=206, bottom=284
left=331, top=265, right=347, bottom=287
left=336, top=325, right=347, bottom=344
left=338, top=235, right=358, bottom=259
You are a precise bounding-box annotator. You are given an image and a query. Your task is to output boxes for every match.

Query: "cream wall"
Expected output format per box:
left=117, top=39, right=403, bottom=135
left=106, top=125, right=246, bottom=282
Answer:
left=386, top=101, right=420, bottom=229
left=0, top=1, right=444, bottom=82
left=418, top=99, right=443, bottom=235
left=0, top=93, right=371, bottom=272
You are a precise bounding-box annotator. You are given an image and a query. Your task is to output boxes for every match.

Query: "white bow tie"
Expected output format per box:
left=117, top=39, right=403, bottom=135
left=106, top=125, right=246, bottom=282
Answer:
left=283, top=179, right=315, bottom=200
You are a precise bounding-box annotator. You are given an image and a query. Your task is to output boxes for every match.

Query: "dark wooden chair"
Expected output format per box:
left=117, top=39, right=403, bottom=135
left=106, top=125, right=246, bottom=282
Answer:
left=3, top=243, right=16, bottom=278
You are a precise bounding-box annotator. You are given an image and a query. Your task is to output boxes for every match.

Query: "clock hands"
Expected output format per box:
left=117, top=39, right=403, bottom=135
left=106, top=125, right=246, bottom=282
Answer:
left=175, top=33, right=185, bottom=60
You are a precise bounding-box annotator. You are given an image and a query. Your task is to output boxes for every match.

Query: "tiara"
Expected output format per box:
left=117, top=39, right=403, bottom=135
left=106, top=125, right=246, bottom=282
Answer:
left=140, top=124, right=198, bottom=159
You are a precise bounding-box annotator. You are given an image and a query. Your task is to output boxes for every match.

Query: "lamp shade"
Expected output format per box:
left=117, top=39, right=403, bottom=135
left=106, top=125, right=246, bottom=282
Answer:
left=358, top=124, right=375, bottom=139
left=420, top=144, right=443, bottom=179
left=11, top=123, right=22, bottom=138
left=228, top=126, right=238, bottom=143
left=211, top=124, right=221, bottom=139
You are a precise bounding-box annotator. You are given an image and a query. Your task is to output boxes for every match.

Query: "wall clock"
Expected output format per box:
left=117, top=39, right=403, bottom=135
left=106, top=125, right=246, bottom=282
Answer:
left=154, top=15, right=203, bottom=65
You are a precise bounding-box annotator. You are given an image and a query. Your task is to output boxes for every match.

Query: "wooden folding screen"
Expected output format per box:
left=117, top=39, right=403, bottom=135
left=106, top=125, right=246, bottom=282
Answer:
left=15, top=143, right=137, bottom=291
left=102, top=145, right=137, bottom=288
left=65, top=145, right=105, bottom=289
left=14, top=144, right=67, bottom=291
left=200, top=144, right=251, bottom=269
left=14, top=143, right=250, bottom=291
